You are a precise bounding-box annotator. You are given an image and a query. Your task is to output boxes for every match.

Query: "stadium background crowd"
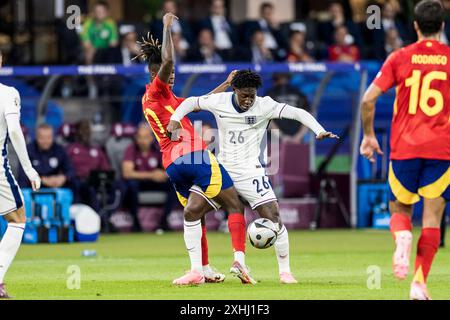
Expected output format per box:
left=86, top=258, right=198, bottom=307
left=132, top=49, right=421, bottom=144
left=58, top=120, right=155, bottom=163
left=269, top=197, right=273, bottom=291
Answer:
left=0, top=0, right=449, bottom=232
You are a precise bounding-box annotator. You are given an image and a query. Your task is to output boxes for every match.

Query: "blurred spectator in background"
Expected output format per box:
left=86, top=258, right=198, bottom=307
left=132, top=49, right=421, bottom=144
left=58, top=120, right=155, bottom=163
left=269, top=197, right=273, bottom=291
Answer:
left=199, top=0, right=237, bottom=60
left=120, top=31, right=141, bottom=66
left=121, top=123, right=174, bottom=232
left=265, top=73, right=310, bottom=143
left=67, top=120, right=111, bottom=211
left=18, top=124, right=74, bottom=189
left=286, top=29, right=314, bottom=62
left=187, top=29, right=224, bottom=64
left=384, top=28, right=403, bottom=56
left=172, top=31, right=188, bottom=62
left=371, top=1, right=409, bottom=59
left=247, top=29, right=275, bottom=64
left=151, top=0, right=193, bottom=50
left=318, top=1, right=363, bottom=56
left=244, top=3, right=285, bottom=55
left=80, top=1, right=119, bottom=65
left=328, top=25, right=360, bottom=62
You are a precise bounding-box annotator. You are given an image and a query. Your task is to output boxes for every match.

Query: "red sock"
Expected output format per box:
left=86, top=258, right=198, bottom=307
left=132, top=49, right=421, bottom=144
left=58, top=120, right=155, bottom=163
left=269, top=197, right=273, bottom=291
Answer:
left=201, top=224, right=209, bottom=266
left=414, top=228, right=440, bottom=284
left=389, top=213, right=412, bottom=240
left=228, top=213, right=246, bottom=252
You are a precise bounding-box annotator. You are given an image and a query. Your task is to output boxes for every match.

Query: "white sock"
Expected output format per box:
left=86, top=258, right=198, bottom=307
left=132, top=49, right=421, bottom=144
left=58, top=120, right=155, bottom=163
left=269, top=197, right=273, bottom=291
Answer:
left=0, top=223, right=25, bottom=283
left=274, top=224, right=291, bottom=274
left=183, top=220, right=203, bottom=274
left=234, top=251, right=245, bottom=267
left=203, top=264, right=211, bottom=274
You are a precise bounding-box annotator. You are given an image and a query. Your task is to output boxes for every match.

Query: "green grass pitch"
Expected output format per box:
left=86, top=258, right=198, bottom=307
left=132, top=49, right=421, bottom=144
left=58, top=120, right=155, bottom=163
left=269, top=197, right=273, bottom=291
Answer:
left=6, top=229, right=450, bottom=300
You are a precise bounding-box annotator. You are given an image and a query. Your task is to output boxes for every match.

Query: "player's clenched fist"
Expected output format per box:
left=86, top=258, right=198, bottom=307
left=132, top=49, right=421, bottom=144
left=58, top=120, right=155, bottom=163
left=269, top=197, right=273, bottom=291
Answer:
left=360, top=135, right=384, bottom=163
left=166, top=120, right=182, bottom=141
left=163, top=13, right=178, bottom=28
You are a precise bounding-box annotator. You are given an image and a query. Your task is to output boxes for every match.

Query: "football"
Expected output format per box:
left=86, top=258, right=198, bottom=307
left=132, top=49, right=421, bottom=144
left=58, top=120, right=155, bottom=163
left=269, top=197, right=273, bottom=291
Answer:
left=247, top=218, right=278, bottom=249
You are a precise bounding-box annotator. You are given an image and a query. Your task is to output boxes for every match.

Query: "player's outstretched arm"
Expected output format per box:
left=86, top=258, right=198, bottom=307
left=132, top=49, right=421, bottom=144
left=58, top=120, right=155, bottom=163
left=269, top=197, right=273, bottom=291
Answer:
left=360, top=83, right=384, bottom=163
left=4, top=93, right=41, bottom=191
left=276, top=104, right=339, bottom=140
left=158, top=13, right=178, bottom=84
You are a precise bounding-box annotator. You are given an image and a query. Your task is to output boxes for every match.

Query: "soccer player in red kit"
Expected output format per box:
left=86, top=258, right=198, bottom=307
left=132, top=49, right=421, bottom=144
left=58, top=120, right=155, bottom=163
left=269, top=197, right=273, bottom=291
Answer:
left=135, top=13, right=255, bottom=285
left=360, top=0, right=449, bottom=300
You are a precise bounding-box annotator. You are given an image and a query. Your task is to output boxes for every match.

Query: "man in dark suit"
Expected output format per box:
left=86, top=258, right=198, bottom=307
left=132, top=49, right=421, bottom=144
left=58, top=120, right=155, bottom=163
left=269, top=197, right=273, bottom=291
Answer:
left=198, top=0, right=237, bottom=60
left=150, top=0, right=193, bottom=48
left=186, top=29, right=224, bottom=64
left=241, top=2, right=286, bottom=52
left=317, top=0, right=363, bottom=58
left=370, top=2, right=410, bottom=60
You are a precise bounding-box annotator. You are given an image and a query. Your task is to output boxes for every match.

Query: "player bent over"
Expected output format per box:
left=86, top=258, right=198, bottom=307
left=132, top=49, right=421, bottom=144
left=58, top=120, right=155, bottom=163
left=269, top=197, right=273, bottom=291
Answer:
left=360, top=0, right=449, bottom=300
left=0, top=50, right=41, bottom=298
left=168, top=70, right=338, bottom=283
left=138, top=14, right=255, bottom=285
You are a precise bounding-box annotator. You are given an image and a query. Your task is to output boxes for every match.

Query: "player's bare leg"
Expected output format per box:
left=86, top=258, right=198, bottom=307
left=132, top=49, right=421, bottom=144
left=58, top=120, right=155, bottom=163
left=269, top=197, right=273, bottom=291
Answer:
left=173, top=193, right=210, bottom=285
left=389, top=200, right=413, bottom=280
left=0, top=207, right=26, bottom=299
left=213, top=187, right=256, bottom=284
left=410, top=197, right=446, bottom=300
left=256, top=201, right=297, bottom=284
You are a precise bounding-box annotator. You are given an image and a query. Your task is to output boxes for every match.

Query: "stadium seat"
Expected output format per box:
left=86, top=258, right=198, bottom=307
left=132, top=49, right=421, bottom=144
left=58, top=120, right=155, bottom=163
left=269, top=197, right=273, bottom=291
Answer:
left=278, top=142, right=311, bottom=198
left=57, top=122, right=77, bottom=146
left=105, top=123, right=137, bottom=180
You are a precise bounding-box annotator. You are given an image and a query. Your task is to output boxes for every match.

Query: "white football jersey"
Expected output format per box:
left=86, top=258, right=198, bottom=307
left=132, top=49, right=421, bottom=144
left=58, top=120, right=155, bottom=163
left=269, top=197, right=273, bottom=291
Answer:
left=0, top=83, right=21, bottom=180
left=197, top=92, right=285, bottom=180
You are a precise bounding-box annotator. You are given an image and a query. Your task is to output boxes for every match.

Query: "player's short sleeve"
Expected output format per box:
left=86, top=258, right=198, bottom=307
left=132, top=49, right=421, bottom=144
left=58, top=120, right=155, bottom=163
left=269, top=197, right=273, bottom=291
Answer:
left=260, top=96, right=287, bottom=119
left=372, top=51, right=398, bottom=92
left=197, top=93, right=223, bottom=112
left=4, top=88, right=21, bottom=116
left=150, top=75, right=172, bottom=97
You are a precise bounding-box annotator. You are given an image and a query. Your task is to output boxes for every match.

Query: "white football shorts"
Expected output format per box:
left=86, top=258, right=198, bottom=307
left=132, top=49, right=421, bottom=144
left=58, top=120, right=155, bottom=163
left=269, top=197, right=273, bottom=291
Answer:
left=0, top=177, right=24, bottom=216
left=189, top=169, right=277, bottom=211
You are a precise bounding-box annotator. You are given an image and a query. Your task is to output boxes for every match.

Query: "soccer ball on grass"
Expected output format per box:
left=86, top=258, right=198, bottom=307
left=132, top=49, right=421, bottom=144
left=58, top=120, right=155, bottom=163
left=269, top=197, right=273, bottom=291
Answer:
left=247, top=218, right=278, bottom=249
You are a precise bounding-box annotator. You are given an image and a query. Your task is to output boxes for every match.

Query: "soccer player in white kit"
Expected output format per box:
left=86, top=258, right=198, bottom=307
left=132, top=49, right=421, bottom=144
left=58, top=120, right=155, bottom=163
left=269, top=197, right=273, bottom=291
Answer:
left=0, top=50, right=41, bottom=298
left=168, top=70, right=338, bottom=283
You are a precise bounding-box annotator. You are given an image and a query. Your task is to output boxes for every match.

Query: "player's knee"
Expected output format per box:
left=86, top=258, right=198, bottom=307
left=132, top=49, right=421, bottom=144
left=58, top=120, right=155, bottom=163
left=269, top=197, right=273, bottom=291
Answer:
left=184, top=205, right=203, bottom=222
left=389, top=200, right=413, bottom=215
left=5, top=207, right=26, bottom=224
left=224, top=199, right=244, bottom=215
left=259, top=209, right=280, bottom=224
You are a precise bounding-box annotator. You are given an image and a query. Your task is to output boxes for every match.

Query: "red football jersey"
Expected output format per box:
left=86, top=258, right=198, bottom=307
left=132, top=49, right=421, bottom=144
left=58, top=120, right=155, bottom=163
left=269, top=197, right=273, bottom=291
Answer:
left=373, top=39, right=450, bottom=160
left=142, top=75, right=206, bottom=169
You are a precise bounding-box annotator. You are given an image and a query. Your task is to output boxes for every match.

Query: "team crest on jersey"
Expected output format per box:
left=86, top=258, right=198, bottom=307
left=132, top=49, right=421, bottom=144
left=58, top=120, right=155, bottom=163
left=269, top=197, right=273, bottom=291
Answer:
left=245, top=116, right=257, bottom=124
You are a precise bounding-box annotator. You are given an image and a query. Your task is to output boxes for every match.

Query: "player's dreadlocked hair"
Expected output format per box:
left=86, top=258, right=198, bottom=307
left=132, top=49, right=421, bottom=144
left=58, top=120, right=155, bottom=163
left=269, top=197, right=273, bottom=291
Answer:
left=133, top=32, right=162, bottom=73
left=231, top=70, right=262, bottom=89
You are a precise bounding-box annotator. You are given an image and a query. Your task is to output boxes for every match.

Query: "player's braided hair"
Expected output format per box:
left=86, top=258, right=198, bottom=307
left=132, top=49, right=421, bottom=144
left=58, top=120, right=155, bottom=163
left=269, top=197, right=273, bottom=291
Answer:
left=231, top=70, right=262, bottom=89
left=132, top=32, right=162, bottom=67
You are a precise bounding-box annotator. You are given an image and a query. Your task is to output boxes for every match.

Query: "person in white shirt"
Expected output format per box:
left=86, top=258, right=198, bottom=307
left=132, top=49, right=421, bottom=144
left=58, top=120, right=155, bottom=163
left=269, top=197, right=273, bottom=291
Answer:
left=0, top=50, right=41, bottom=298
left=167, top=70, right=338, bottom=284
left=209, top=0, right=233, bottom=50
